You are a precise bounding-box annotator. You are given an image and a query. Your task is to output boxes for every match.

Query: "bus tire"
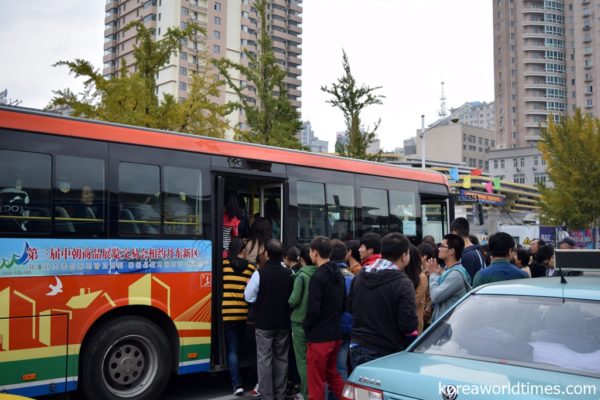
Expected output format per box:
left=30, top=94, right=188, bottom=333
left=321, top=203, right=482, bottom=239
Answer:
left=79, top=316, right=172, bottom=400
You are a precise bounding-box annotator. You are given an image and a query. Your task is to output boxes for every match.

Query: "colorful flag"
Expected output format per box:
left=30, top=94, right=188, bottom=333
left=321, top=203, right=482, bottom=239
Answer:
left=449, top=167, right=459, bottom=181
left=462, top=175, right=471, bottom=189
left=485, top=181, right=493, bottom=193
left=493, top=177, right=501, bottom=190
left=470, top=168, right=482, bottom=176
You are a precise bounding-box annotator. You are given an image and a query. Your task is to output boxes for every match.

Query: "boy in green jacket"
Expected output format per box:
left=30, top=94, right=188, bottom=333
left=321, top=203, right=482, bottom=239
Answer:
left=288, top=245, right=317, bottom=400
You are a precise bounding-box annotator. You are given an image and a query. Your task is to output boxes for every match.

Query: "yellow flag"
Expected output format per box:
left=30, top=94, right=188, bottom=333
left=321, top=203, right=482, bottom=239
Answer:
left=462, top=175, right=471, bottom=189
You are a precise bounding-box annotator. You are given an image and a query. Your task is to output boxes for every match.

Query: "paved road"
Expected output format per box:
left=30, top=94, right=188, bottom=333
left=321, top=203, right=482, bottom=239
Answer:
left=37, top=371, right=251, bottom=400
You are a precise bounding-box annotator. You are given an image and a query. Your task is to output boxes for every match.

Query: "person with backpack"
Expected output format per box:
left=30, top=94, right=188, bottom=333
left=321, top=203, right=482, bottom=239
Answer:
left=330, top=240, right=354, bottom=383
left=222, top=237, right=256, bottom=396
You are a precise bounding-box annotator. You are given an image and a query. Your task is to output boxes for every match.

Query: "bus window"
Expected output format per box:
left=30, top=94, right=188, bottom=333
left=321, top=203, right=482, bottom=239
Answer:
left=360, top=188, right=389, bottom=236
left=326, top=184, right=355, bottom=240
left=0, top=149, right=51, bottom=234
left=297, top=181, right=326, bottom=242
left=119, top=162, right=161, bottom=235
left=164, top=166, right=203, bottom=236
left=389, top=190, right=418, bottom=238
left=54, top=155, right=105, bottom=235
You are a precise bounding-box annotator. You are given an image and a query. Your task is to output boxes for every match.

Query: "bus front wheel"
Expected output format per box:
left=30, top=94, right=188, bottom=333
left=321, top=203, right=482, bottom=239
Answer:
left=80, top=316, right=172, bottom=400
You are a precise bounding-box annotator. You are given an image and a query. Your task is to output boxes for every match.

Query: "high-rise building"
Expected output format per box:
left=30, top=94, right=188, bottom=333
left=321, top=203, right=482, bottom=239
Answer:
left=300, top=121, right=329, bottom=152
left=492, top=0, right=594, bottom=149
left=103, top=0, right=302, bottom=136
left=448, top=101, right=495, bottom=131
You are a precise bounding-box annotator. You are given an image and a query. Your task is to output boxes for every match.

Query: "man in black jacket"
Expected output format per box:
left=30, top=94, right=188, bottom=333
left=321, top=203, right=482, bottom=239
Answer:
left=304, top=236, right=346, bottom=400
left=244, top=239, right=293, bottom=400
left=348, top=232, right=417, bottom=369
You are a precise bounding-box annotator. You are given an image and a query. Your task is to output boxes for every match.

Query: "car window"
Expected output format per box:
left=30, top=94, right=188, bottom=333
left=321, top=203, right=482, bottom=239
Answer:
left=413, top=294, right=600, bottom=377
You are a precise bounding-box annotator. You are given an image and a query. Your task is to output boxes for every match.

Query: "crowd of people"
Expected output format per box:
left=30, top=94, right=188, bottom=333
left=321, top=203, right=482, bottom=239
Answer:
left=221, top=215, right=570, bottom=400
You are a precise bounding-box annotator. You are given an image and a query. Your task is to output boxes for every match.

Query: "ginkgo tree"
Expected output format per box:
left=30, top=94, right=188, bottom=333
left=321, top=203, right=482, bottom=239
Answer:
left=213, top=0, right=304, bottom=150
left=538, top=108, right=600, bottom=234
left=49, top=21, right=229, bottom=138
left=322, top=50, right=384, bottom=161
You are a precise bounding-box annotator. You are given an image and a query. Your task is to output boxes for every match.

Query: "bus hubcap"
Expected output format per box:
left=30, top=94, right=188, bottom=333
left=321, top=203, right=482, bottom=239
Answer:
left=107, top=343, right=145, bottom=385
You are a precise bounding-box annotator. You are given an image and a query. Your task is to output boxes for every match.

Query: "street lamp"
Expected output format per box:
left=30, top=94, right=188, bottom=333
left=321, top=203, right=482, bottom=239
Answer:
left=420, top=115, right=426, bottom=169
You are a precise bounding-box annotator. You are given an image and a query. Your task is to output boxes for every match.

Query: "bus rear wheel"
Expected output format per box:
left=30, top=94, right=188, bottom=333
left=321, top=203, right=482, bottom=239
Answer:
left=80, top=316, right=172, bottom=400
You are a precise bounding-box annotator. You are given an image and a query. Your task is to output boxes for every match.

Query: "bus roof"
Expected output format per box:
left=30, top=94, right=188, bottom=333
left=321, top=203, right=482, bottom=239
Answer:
left=0, top=107, right=449, bottom=187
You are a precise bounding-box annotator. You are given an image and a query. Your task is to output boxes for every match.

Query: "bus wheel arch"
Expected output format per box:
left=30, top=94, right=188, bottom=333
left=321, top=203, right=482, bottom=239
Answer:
left=78, top=306, right=179, bottom=400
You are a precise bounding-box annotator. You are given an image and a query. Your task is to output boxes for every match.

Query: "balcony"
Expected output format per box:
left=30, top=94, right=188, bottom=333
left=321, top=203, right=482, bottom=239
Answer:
left=523, top=45, right=549, bottom=52
left=523, top=58, right=546, bottom=65
left=524, top=109, right=551, bottom=115
left=523, top=32, right=548, bottom=39
left=524, top=83, right=550, bottom=90
left=522, top=6, right=545, bottom=14
left=522, top=19, right=546, bottom=27
left=524, top=96, right=552, bottom=102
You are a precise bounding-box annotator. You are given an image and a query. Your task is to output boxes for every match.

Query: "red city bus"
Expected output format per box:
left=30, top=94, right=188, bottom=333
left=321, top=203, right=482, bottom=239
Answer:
left=0, top=107, right=451, bottom=399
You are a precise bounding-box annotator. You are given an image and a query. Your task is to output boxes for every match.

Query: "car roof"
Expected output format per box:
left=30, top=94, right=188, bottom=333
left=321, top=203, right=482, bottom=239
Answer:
left=473, top=276, right=600, bottom=301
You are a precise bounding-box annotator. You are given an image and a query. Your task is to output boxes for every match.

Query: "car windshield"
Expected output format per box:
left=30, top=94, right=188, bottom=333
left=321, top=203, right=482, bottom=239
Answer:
left=412, top=294, right=600, bottom=377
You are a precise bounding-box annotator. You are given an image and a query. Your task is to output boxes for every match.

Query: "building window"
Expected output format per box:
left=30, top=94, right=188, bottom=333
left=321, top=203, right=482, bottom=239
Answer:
left=494, top=160, right=498, bottom=169
left=180, top=52, right=187, bottom=61
left=513, top=174, right=525, bottom=184
left=180, top=67, right=187, bottom=76
left=213, top=30, right=221, bottom=39
left=534, top=157, right=538, bottom=166
left=520, top=158, right=525, bottom=167
left=513, top=158, right=518, bottom=168
left=214, top=2, right=221, bottom=11
left=179, top=82, right=187, bottom=91
left=534, top=173, right=547, bottom=185
left=213, top=44, right=221, bottom=54
left=500, top=159, right=505, bottom=168
left=214, top=16, right=221, bottom=25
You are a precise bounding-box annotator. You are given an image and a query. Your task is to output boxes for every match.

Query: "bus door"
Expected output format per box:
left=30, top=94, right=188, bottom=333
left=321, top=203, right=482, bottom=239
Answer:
left=260, top=184, right=283, bottom=242
left=212, top=176, right=286, bottom=371
left=420, top=195, right=451, bottom=244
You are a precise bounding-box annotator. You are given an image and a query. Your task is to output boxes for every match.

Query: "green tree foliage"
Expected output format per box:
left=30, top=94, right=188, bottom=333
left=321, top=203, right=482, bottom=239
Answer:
left=322, top=50, right=384, bottom=161
left=49, top=21, right=229, bottom=138
left=213, top=0, right=304, bottom=149
left=538, top=108, right=600, bottom=228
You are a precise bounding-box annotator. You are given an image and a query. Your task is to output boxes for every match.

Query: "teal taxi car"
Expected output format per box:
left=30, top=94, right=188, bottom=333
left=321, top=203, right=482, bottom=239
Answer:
left=344, top=267, right=600, bottom=399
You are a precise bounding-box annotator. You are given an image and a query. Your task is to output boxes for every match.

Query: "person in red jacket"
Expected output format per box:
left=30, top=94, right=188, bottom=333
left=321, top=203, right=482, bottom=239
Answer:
left=358, top=232, right=381, bottom=267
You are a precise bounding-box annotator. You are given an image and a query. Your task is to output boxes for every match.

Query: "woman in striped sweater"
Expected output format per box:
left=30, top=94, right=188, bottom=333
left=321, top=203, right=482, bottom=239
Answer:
left=222, top=237, right=257, bottom=395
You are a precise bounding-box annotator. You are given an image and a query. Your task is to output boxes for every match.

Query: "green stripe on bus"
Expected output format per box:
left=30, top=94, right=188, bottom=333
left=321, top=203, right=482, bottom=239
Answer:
left=0, top=354, right=78, bottom=386
left=179, top=343, right=211, bottom=362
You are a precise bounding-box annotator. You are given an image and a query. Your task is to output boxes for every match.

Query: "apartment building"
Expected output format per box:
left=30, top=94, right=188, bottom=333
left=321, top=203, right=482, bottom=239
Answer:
left=493, top=0, right=600, bottom=149
left=448, top=101, right=495, bottom=131
left=103, top=0, right=302, bottom=135
left=487, top=146, right=551, bottom=187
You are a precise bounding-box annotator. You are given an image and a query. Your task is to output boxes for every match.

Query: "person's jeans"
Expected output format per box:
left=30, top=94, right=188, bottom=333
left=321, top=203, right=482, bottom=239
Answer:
left=349, top=345, right=384, bottom=370
left=327, top=339, right=350, bottom=400
left=224, top=322, right=246, bottom=389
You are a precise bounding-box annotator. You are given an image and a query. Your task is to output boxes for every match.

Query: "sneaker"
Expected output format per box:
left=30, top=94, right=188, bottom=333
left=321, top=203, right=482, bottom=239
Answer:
left=252, top=384, right=261, bottom=398
left=286, top=383, right=300, bottom=397
left=234, top=387, right=244, bottom=396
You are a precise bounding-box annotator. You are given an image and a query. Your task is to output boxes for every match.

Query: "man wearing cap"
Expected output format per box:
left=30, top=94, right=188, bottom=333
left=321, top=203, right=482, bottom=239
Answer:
left=558, top=237, right=576, bottom=249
